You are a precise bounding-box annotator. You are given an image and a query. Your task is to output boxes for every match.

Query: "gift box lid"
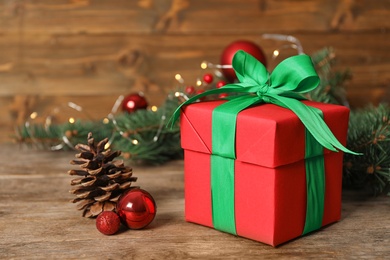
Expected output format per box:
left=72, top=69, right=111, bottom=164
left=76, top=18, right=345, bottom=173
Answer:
left=180, top=100, right=349, bottom=168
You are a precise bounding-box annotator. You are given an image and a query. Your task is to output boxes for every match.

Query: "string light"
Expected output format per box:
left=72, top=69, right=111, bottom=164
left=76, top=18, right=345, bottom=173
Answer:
left=30, top=112, right=38, bottom=119
left=68, top=102, right=83, bottom=112
left=25, top=101, right=88, bottom=151
left=61, top=136, right=73, bottom=150
left=175, top=73, right=184, bottom=83
left=45, top=117, right=52, bottom=126
left=201, top=61, right=232, bottom=69
left=107, top=93, right=174, bottom=147
left=214, top=69, right=223, bottom=78
left=272, top=44, right=298, bottom=59
left=196, top=79, right=202, bottom=87
left=173, top=91, right=189, bottom=101
left=262, top=33, right=304, bottom=56
left=153, top=114, right=166, bottom=142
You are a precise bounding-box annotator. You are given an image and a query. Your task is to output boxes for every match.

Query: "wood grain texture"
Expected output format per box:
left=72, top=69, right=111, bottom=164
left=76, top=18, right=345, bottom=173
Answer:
left=0, top=144, right=389, bottom=259
left=2, top=0, right=389, bottom=33
left=0, top=0, right=389, bottom=142
left=0, top=33, right=388, bottom=96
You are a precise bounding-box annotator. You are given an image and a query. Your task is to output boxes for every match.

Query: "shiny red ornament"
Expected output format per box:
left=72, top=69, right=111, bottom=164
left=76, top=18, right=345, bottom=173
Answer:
left=185, top=86, right=195, bottom=95
left=218, top=93, right=229, bottom=99
left=203, top=73, right=214, bottom=84
left=96, top=211, right=121, bottom=235
left=216, top=80, right=227, bottom=89
left=220, top=40, right=267, bottom=82
left=117, top=188, right=156, bottom=230
left=121, top=93, right=148, bottom=113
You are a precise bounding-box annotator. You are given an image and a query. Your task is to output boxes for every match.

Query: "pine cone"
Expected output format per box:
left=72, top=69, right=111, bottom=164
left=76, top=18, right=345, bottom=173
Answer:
left=69, top=132, right=137, bottom=218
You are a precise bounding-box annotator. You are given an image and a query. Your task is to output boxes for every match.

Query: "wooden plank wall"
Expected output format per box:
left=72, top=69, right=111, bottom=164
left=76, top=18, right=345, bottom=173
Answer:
left=1, top=0, right=389, bottom=143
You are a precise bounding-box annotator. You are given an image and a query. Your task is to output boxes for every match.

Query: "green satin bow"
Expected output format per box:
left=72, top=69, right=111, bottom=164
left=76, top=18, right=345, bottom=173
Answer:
left=170, top=50, right=359, bottom=156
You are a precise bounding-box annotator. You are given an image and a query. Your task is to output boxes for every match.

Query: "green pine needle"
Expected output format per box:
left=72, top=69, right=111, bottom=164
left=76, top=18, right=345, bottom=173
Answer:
left=343, top=104, right=390, bottom=195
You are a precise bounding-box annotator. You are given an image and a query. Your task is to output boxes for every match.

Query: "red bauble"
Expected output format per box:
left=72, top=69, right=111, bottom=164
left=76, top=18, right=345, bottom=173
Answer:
left=185, top=86, right=195, bottom=95
left=216, top=80, right=227, bottom=89
left=121, top=93, right=148, bottom=113
left=203, top=73, right=214, bottom=84
left=96, top=211, right=121, bottom=235
left=117, top=188, right=156, bottom=230
left=220, top=40, right=267, bottom=82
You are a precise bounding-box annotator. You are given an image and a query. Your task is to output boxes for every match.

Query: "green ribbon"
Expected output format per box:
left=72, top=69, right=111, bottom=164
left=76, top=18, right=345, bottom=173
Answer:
left=303, top=123, right=325, bottom=234
left=211, top=155, right=236, bottom=234
left=170, top=50, right=359, bottom=236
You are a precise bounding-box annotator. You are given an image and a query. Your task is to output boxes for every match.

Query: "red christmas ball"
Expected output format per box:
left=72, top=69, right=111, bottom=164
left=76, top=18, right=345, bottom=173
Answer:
left=96, top=211, right=121, bottom=235
left=117, top=188, right=156, bottom=230
left=220, top=40, right=267, bottom=82
left=185, top=86, right=195, bottom=95
left=121, top=93, right=148, bottom=113
left=203, top=73, right=214, bottom=84
left=216, top=80, right=227, bottom=88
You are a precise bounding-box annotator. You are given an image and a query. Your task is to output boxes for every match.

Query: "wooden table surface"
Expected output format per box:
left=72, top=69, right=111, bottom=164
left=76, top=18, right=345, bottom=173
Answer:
left=0, top=144, right=389, bottom=259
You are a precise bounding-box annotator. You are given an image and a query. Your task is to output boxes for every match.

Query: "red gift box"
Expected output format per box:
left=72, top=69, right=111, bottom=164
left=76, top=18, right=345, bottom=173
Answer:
left=181, top=100, right=349, bottom=246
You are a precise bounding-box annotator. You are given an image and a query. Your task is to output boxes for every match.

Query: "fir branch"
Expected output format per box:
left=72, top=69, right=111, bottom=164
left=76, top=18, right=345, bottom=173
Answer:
left=111, top=97, right=182, bottom=164
left=15, top=96, right=182, bottom=164
left=17, top=120, right=114, bottom=151
left=309, top=47, right=390, bottom=196
left=344, top=104, right=390, bottom=195
left=308, top=47, right=350, bottom=105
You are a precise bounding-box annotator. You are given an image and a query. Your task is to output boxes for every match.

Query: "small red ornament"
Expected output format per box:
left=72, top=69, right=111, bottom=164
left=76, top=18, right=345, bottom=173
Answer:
left=185, top=86, right=195, bottom=95
left=117, top=188, right=156, bottom=230
left=218, top=93, right=229, bottom=99
left=121, top=93, right=148, bottom=113
left=220, top=40, right=267, bottom=82
left=216, top=80, right=227, bottom=88
left=203, top=73, right=214, bottom=84
left=96, top=211, right=121, bottom=235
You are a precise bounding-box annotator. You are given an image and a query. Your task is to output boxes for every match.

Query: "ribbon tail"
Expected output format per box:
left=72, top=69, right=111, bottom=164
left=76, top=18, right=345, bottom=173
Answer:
left=265, top=94, right=361, bottom=155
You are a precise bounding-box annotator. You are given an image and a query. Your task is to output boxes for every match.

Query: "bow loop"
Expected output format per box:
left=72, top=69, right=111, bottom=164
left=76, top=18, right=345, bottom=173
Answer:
left=270, top=54, right=319, bottom=93
left=233, top=49, right=269, bottom=86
